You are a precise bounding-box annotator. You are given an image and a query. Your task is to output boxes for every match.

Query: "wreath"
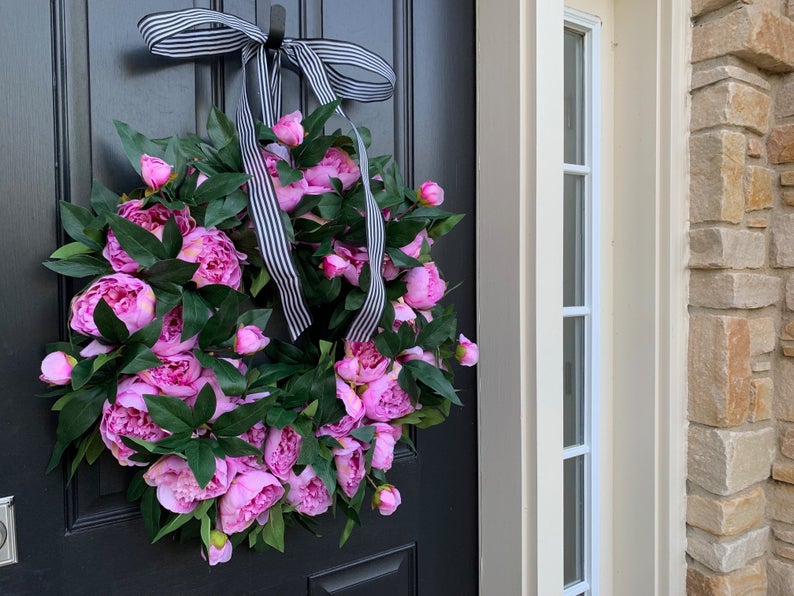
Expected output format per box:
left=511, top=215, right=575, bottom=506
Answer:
left=38, top=92, right=477, bottom=564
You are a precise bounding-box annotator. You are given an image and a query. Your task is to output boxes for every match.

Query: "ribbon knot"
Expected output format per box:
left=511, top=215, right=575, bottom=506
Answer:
left=138, top=8, right=396, bottom=341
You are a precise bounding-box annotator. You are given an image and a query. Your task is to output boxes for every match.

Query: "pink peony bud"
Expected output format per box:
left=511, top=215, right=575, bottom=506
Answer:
left=234, top=325, right=270, bottom=356
left=321, top=254, right=349, bottom=279
left=272, top=111, right=305, bottom=147
left=416, top=180, right=444, bottom=206
left=372, top=484, right=401, bottom=516
left=205, top=530, right=233, bottom=566
left=39, top=351, right=77, bottom=385
left=455, top=333, right=479, bottom=367
left=140, top=154, right=173, bottom=190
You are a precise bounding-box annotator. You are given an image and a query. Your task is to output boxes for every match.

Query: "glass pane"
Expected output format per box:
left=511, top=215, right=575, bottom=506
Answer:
left=564, top=316, right=585, bottom=447
left=564, top=456, right=586, bottom=588
left=563, top=174, right=585, bottom=307
left=564, top=29, right=585, bottom=165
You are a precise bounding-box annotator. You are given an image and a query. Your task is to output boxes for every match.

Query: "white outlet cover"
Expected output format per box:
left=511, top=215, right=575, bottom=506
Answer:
left=0, top=496, right=17, bottom=567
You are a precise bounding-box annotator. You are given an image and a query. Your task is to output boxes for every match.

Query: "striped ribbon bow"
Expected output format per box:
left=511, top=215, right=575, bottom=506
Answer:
left=138, top=8, right=396, bottom=341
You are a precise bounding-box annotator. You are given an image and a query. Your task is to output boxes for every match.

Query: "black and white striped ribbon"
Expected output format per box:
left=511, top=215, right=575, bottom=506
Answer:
left=138, top=8, right=395, bottom=341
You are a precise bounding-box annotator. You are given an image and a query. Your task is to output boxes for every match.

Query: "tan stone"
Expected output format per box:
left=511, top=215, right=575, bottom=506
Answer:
left=774, top=460, right=794, bottom=484
left=749, top=377, right=773, bottom=422
left=752, top=361, right=772, bottom=372
left=691, top=0, right=738, bottom=18
left=749, top=318, right=776, bottom=356
left=774, top=539, right=794, bottom=561
left=781, top=427, right=794, bottom=460
left=784, top=190, right=794, bottom=206
left=768, top=125, right=794, bottom=164
left=691, top=131, right=747, bottom=223
left=689, top=315, right=751, bottom=427
left=686, top=559, right=766, bottom=596
left=775, top=359, right=794, bottom=421
left=691, top=82, right=771, bottom=135
left=747, top=137, right=763, bottom=158
left=781, top=171, right=794, bottom=186
left=688, top=424, right=775, bottom=495
left=769, top=557, right=794, bottom=595
left=691, top=56, right=772, bottom=92
left=692, top=6, right=794, bottom=72
left=747, top=217, right=768, bottom=228
left=786, top=276, right=794, bottom=312
left=789, top=0, right=794, bottom=19
left=687, top=526, right=770, bottom=573
left=688, top=486, right=766, bottom=536
left=689, top=228, right=766, bottom=269
left=768, top=481, right=794, bottom=524
left=771, top=215, right=794, bottom=267
left=746, top=166, right=774, bottom=210
left=777, top=73, right=794, bottom=120
left=690, top=271, right=780, bottom=309
left=773, top=521, right=794, bottom=544
left=782, top=321, right=794, bottom=340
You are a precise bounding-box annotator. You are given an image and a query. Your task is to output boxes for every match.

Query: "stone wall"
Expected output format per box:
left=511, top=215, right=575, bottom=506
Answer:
left=688, top=1, right=794, bottom=594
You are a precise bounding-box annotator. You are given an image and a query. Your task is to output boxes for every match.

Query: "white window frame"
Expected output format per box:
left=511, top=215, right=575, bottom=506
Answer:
left=562, top=9, right=601, bottom=596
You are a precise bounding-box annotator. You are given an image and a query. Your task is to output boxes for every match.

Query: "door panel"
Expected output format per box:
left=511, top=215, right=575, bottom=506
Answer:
left=0, top=1, right=475, bottom=594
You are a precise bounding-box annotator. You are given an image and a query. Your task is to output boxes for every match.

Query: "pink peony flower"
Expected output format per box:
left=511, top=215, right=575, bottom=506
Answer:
left=116, top=199, right=194, bottom=236
left=304, top=147, right=360, bottom=192
left=272, top=110, right=305, bottom=147
left=140, top=154, right=173, bottom=190
left=263, top=426, right=302, bottom=481
left=334, top=340, right=390, bottom=385
left=190, top=372, right=237, bottom=422
left=39, top=351, right=77, bottom=386
left=137, top=352, right=201, bottom=397
left=204, top=530, right=233, bottom=566
left=178, top=227, right=246, bottom=289
left=316, top=381, right=365, bottom=438
left=400, top=229, right=433, bottom=259
left=360, top=364, right=415, bottom=422
left=274, top=176, right=309, bottom=213
left=455, top=333, right=480, bottom=367
left=403, top=262, right=446, bottom=310
left=321, top=254, right=349, bottom=279
left=151, top=306, right=199, bottom=357
left=285, top=466, right=332, bottom=516
left=399, top=346, right=445, bottom=369
left=69, top=273, right=156, bottom=337
left=143, top=454, right=232, bottom=514
left=372, top=484, right=401, bottom=516
left=416, top=180, right=444, bottom=206
left=102, top=231, right=139, bottom=273
left=79, top=340, right=115, bottom=358
left=392, top=299, right=417, bottom=332
left=100, top=378, right=169, bottom=466
left=333, top=437, right=366, bottom=498
left=231, top=421, right=267, bottom=470
left=233, top=325, right=270, bottom=356
left=370, top=423, right=402, bottom=471
left=218, top=469, right=285, bottom=534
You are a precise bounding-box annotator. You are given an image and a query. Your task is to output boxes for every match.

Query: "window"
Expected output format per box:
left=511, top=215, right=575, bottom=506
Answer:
left=563, top=9, right=600, bottom=596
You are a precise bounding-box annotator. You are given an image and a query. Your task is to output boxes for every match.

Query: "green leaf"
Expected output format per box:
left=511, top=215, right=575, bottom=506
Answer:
left=161, top=216, right=183, bottom=258
left=49, top=241, right=94, bottom=260
left=312, top=457, right=337, bottom=495
left=416, top=313, right=457, bottom=350
left=44, top=254, right=111, bottom=278
left=94, top=298, right=130, bottom=344
left=402, top=360, right=462, bottom=405
left=198, top=284, right=246, bottom=308
left=46, top=384, right=108, bottom=472
left=208, top=357, right=247, bottom=396
left=193, top=173, right=251, bottom=203
left=69, top=358, right=94, bottom=390
left=127, top=470, right=148, bottom=502
left=429, top=213, right=465, bottom=239
left=217, top=436, right=262, bottom=458
left=386, top=248, right=423, bottom=269
left=68, top=427, right=100, bottom=481
left=181, top=290, right=207, bottom=340
left=145, top=259, right=199, bottom=287
left=90, top=179, right=120, bottom=215
left=58, top=201, right=103, bottom=250
left=153, top=284, right=183, bottom=316
left=415, top=407, right=447, bottom=429
left=373, top=331, right=401, bottom=360
left=192, top=384, right=217, bottom=427
left=276, top=160, right=303, bottom=186
left=206, top=106, right=238, bottom=151
left=296, top=435, right=320, bottom=466
left=199, top=292, right=239, bottom=349
left=107, top=213, right=168, bottom=266
left=294, top=135, right=336, bottom=168
left=213, top=396, right=274, bottom=437
left=248, top=363, right=304, bottom=389
left=237, top=308, right=272, bottom=330
left=152, top=513, right=194, bottom=543
left=119, top=344, right=162, bottom=375
left=261, top=503, right=285, bottom=552
left=140, top=488, right=161, bottom=540
left=385, top=220, right=427, bottom=248
left=204, top=189, right=249, bottom=229
left=143, top=393, right=195, bottom=433
left=266, top=407, right=297, bottom=429
left=186, top=439, right=216, bottom=489
left=113, top=120, right=164, bottom=174
left=339, top=516, right=357, bottom=548
left=350, top=426, right=376, bottom=444
left=248, top=266, right=270, bottom=298
left=301, top=399, right=319, bottom=418
left=127, top=318, right=163, bottom=348
left=302, top=99, right=342, bottom=139
left=344, top=290, right=367, bottom=312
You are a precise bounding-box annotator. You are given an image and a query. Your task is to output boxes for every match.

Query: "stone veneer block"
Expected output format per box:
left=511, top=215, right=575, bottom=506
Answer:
left=745, top=166, right=774, bottom=210
left=775, top=359, right=794, bottom=421
left=686, top=559, right=766, bottom=596
left=690, top=271, right=780, bottom=309
left=687, top=486, right=766, bottom=536
left=768, top=124, right=794, bottom=164
left=692, top=56, right=772, bottom=92
left=770, top=215, right=794, bottom=267
left=689, top=315, right=751, bottom=427
left=691, top=82, right=771, bottom=135
left=690, top=131, right=746, bottom=223
left=774, top=539, right=794, bottom=562
left=781, top=171, right=794, bottom=186
left=691, top=0, right=736, bottom=18
left=687, top=526, right=770, bottom=573
left=748, top=317, right=775, bottom=356
left=689, top=228, right=765, bottom=269
left=768, top=482, right=794, bottom=525
left=769, top=557, right=794, bottom=596
left=777, top=73, right=794, bottom=120
left=688, top=425, right=774, bottom=495
left=781, top=425, right=794, bottom=460
left=773, top=460, right=794, bottom=484
left=748, top=377, right=773, bottom=422
left=773, top=521, right=794, bottom=544
left=692, top=7, right=794, bottom=72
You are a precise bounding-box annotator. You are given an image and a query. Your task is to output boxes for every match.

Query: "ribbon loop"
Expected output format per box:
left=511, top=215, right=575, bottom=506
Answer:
left=138, top=8, right=396, bottom=341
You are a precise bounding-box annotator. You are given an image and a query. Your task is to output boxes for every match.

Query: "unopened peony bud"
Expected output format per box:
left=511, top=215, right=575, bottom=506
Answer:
left=140, top=154, right=173, bottom=190
left=372, top=484, right=401, bottom=516
left=455, top=333, right=479, bottom=367
left=272, top=111, right=305, bottom=147
left=205, top=530, right=233, bottom=566
left=233, top=325, right=270, bottom=356
left=39, top=351, right=77, bottom=386
left=416, top=180, right=444, bottom=206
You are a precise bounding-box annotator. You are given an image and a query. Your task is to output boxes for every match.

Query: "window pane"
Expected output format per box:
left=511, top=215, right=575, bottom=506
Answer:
left=564, top=316, right=585, bottom=447
left=564, top=456, right=586, bottom=588
left=564, top=29, right=585, bottom=165
left=563, top=174, right=585, bottom=307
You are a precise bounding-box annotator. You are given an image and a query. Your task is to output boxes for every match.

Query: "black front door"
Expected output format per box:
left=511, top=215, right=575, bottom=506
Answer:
left=0, top=1, right=476, bottom=594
